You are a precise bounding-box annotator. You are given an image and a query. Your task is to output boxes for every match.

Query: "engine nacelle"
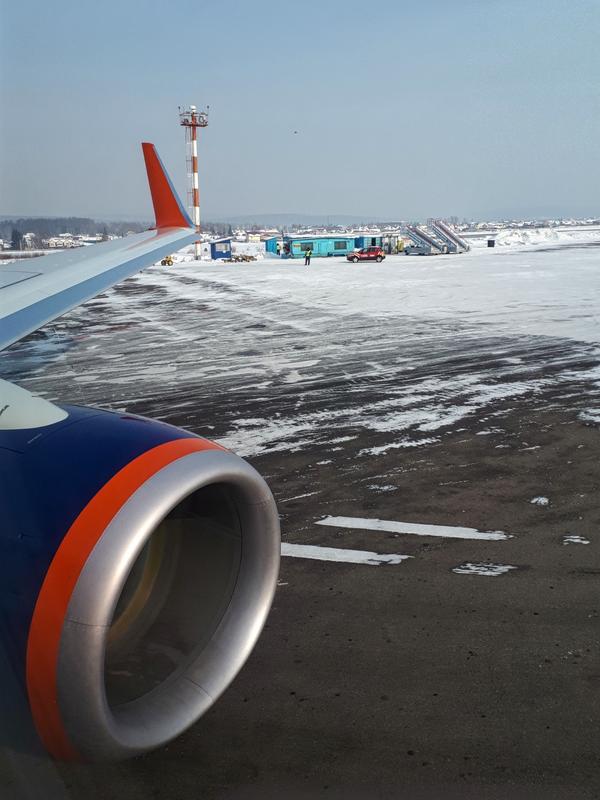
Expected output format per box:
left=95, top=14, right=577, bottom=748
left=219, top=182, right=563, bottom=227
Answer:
left=0, top=402, right=280, bottom=762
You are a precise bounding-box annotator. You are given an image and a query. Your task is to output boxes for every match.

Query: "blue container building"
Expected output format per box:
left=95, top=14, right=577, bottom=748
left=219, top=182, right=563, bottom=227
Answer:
left=210, top=238, right=232, bottom=260
left=281, top=234, right=383, bottom=258
left=353, top=234, right=383, bottom=249
left=282, top=235, right=356, bottom=259
left=263, top=237, right=279, bottom=254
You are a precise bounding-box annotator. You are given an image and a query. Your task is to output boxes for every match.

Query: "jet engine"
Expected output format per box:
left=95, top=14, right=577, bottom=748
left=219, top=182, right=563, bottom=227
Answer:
left=0, top=394, right=280, bottom=762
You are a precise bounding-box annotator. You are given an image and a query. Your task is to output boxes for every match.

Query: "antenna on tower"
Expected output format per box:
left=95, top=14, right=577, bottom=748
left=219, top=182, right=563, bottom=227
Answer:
left=179, top=104, right=209, bottom=261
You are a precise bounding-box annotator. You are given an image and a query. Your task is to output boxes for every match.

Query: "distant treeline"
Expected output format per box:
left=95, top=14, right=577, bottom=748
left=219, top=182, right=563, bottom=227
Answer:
left=203, top=222, right=235, bottom=236
left=0, top=217, right=148, bottom=240
left=0, top=217, right=238, bottom=241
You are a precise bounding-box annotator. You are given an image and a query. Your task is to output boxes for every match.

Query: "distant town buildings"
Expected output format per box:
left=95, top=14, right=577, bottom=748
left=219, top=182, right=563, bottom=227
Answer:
left=1, top=232, right=119, bottom=250
left=1, top=215, right=599, bottom=261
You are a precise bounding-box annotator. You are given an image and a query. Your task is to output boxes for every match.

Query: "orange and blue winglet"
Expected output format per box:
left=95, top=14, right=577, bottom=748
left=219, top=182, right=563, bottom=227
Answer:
left=142, top=142, right=193, bottom=230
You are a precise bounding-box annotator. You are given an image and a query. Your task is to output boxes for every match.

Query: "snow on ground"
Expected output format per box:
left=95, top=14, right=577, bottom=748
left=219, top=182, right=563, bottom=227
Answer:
left=451, top=562, right=518, bottom=577
left=5, top=231, right=600, bottom=458
left=562, top=535, right=590, bottom=545
left=466, top=225, right=600, bottom=249
left=231, top=241, right=266, bottom=258
left=530, top=496, right=550, bottom=506
left=169, top=229, right=600, bottom=343
left=579, top=409, right=600, bottom=423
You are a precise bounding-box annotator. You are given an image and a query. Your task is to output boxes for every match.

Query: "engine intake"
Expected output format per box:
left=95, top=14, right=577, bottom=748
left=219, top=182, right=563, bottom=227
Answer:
left=0, top=404, right=279, bottom=762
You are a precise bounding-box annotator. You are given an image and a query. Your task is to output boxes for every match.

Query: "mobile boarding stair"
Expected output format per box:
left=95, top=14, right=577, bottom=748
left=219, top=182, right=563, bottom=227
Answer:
left=430, top=220, right=470, bottom=253
left=404, top=226, right=446, bottom=255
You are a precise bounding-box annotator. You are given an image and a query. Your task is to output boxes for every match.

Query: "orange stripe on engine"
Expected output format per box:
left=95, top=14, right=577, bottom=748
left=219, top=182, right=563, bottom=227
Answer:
left=26, top=436, right=223, bottom=761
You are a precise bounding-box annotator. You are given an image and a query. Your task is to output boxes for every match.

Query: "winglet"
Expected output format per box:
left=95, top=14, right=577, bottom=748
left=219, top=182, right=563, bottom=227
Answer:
left=142, top=142, right=193, bottom=230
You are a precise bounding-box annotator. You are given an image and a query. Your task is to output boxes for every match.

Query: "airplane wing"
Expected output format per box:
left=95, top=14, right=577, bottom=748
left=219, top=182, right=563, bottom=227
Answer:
left=0, top=143, right=197, bottom=352
left=0, top=138, right=281, bottom=765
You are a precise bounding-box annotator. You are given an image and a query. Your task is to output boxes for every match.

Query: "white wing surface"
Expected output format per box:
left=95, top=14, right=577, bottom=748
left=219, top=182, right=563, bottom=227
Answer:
left=0, top=143, right=197, bottom=351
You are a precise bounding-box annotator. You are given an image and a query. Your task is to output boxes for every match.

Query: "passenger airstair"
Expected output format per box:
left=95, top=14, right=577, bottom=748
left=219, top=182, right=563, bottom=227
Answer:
left=431, top=220, right=470, bottom=253
left=405, top=226, right=445, bottom=255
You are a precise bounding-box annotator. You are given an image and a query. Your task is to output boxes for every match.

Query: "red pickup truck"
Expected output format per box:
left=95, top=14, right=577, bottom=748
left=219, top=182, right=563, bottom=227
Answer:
left=346, top=246, right=385, bottom=263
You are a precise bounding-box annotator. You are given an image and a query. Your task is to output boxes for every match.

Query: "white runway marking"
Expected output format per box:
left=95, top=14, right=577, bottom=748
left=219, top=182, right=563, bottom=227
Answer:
left=563, top=535, right=590, bottom=545
left=316, top=516, right=510, bottom=541
left=281, top=491, right=320, bottom=503
left=452, top=562, right=518, bottom=577
left=281, top=543, right=412, bottom=566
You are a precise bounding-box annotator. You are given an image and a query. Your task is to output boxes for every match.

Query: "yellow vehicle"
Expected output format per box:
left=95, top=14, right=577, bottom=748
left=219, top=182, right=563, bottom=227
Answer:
left=160, top=255, right=173, bottom=266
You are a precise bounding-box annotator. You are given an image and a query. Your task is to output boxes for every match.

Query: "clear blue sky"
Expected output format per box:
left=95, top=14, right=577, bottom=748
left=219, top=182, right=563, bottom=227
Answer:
left=1, top=0, right=599, bottom=221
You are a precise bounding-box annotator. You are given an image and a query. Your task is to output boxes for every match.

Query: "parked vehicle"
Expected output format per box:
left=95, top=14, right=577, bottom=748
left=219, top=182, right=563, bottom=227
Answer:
left=346, top=246, right=385, bottom=263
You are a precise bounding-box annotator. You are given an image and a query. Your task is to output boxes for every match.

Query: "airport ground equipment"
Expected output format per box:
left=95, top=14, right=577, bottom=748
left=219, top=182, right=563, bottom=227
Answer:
left=431, top=220, right=470, bottom=253
left=228, top=253, right=257, bottom=262
left=381, top=234, right=404, bottom=254
left=0, top=144, right=280, bottom=762
left=404, top=225, right=446, bottom=255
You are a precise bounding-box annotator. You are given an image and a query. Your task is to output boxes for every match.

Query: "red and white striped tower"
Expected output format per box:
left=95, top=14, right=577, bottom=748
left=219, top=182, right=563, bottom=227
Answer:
left=179, top=105, right=209, bottom=260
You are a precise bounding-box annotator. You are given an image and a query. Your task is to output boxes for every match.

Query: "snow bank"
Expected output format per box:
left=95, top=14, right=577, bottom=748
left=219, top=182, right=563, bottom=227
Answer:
left=468, top=225, right=600, bottom=249
left=232, top=241, right=266, bottom=259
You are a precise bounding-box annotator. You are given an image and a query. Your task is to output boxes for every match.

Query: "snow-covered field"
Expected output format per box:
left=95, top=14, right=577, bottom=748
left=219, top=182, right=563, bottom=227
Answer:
left=173, top=236, right=600, bottom=343
left=5, top=230, right=600, bottom=459
left=465, top=224, right=600, bottom=250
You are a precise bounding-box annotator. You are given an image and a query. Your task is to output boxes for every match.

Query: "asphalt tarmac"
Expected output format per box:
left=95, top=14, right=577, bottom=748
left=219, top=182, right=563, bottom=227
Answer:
left=3, top=249, right=600, bottom=798
left=51, top=402, right=600, bottom=800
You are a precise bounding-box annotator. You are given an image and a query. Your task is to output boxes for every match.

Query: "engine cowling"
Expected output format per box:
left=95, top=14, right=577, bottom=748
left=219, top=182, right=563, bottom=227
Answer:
left=0, top=402, right=280, bottom=762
